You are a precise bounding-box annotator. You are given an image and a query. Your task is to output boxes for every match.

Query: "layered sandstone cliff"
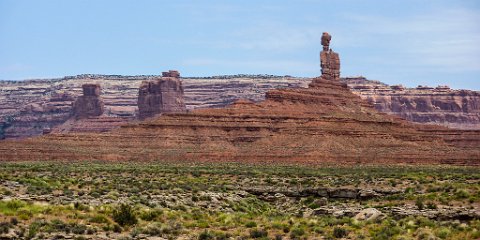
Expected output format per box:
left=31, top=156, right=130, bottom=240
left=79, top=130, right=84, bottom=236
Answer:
left=0, top=75, right=308, bottom=139
left=1, top=75, right=479, bottom=139
left=344, top=77, right=480, bottom=130
left=0, top=34, right=478, bottom=165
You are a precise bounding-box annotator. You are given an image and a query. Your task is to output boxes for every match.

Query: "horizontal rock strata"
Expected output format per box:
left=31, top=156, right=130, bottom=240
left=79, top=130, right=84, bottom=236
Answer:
left=0, top=76, right=478, bottom=165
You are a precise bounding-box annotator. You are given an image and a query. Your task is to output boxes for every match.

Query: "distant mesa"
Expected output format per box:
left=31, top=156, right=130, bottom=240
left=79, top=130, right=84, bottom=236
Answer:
left=138, top=70, right=186, bottom=120
left=72, top=84, right=104, bottom=119
left=1, top=33, right=479, bottom=165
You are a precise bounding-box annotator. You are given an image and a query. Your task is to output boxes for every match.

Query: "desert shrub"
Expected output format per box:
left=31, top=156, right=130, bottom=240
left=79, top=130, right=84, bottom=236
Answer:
left=6, top=199, right=26, bottom=210
left=70, top=223, right=87, bottom=234
left=250, top=228, right=268, bottom=238
left=333, top=227, right=348, bottom=238
left=290, top=227, right=305, bottom=238
left=435, top=227, right=451, bottom=239
left=0, top=222, right=11, bottom=234
left=245, top=221, right=257, bottom=228
left=140, top=223, right=163, bottom=236
left=26, top=220, right=46, bottom=239
left=113, top=224, right=122, bottom=233
left=415, top=228, right=436, bottom=240
left=73, top=202, right=89, bottom=211
left=50, top=219, right=67, bottom=232
left=89, top=214, right=110, bottom=224
left=112, top=203, right=137, bottom=226
left=415, top=198, right=425, bottom=210
left=370, top=224, right=402, bottom=240
left=198, top=230, right=214, bottom=240
left=139, top=209, right=163, bottom=221
left=10, top=217, right=18, bottom=225
left=454, top=189, right=470, bottom=199
left=426, top=202, right=437, bottom=209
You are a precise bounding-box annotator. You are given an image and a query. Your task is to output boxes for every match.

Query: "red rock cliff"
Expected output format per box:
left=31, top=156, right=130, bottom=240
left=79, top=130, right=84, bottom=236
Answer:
left=1, top=34, right=478, bottom=165
left=344, top=77, right=480, bottom=129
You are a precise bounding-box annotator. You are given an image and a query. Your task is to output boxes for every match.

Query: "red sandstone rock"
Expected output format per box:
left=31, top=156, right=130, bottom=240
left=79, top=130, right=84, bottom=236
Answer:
left=72, top=84, right=104, bottom=119
left=320, top=32, right=340, bottom=80
left=344, top=77, right=480, bottom=129
left=0, top=35, right=478, bottom=165
left=138, top=70, right=186, bottom=119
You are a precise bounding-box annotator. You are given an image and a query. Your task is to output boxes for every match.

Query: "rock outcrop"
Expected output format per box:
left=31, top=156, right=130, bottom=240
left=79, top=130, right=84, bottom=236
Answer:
left=0, top=74, right=479, bottom=139
left=72, top=84, right=104, bottom=119
left=138, top=70, right=186, bottom=119
left=320, top=32, right=340, bottom=80
left=0, top=75, right=307, bottom=139
left=0, top=34, right=478, bottom=165
left=344, top=77, right=480, bottom=129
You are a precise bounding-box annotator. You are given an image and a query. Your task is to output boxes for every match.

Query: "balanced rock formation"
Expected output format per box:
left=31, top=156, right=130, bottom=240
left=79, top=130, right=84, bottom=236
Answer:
left=0, top=34, right=478, bottom=165
left=320, top=32, right=340, bottom=80
left=138, top=70, right=186, bottom=119
left=72, top=84, right=104, bottom=119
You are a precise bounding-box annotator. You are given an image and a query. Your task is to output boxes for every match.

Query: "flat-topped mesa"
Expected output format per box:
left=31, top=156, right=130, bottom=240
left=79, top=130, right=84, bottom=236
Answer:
left=138, top=70, right=186, bottom=119
left=72, top=84, right=104, bottom=119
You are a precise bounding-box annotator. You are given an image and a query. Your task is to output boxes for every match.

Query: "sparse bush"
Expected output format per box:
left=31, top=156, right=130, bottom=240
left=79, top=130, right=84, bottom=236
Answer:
left=415, top=198, right=425, bottom=210
left=113, top=224, right=122, bottom=233
left=89, top=214, right=110, bottom=224
left=333, top=227, right=348, bottom=238
left=112, top=204, right=137, bottom=226
left=426, top=202, right=437, bottom=209
left=71, top=223, right=87, bottom=234
left=0, top=222, right=11, bottom=234
left=10, top=217, right=18, bottom=225
left=139, top=209, right=162, bottom=221
left=250, top=228, right=268, bottom=238
left=290, top=227, right=305, bottom=238
left=435, top=227, right=451, bottom=239
left=198, top=230, right=214, bottom=240
left=245, top=221, right=257, bottom=228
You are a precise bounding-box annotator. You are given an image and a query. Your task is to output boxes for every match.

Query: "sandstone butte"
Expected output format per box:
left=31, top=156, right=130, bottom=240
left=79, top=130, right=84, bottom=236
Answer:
left=0, top=33, right=479, bottom=165
left=138, top=70, right=186, bottom=120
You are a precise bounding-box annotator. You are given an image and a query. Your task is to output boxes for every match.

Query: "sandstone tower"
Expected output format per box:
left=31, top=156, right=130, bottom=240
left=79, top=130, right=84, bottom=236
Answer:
left=137, top=70, right=186, bottom=119
left=72, top=84, right=104, bottom=119
left=319, top=32, right=340, bottom=80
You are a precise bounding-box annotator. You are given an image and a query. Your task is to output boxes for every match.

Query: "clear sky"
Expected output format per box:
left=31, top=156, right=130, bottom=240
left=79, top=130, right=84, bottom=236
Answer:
left=1, top=0, right=479, bottom=90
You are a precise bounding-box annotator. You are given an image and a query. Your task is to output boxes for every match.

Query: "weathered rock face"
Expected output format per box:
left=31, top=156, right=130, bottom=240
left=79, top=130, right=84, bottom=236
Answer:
left=138, top=70, right=186, bottom=119
left=1, top=35, right=479, bottom=165
left=72, top=84, right=104, bottom=119
left=0, top=74, right=479, bottom=139
left=344, top=77, right=480, bottom=129
left=0, top=75, right=307, bottom=139
left=320, top=32, right=340, bottom=80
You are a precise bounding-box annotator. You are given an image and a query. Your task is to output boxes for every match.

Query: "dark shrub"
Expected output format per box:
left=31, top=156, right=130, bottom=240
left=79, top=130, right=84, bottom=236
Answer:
left=333, top=227, right=348, bottom=238
left=112, top=204, right=137, bottom=226
left=250, top=228, right=268, bottom=238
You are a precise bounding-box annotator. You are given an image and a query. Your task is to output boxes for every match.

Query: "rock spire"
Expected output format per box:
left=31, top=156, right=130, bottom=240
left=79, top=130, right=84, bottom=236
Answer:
left=320, top=32, right=340, bottom=80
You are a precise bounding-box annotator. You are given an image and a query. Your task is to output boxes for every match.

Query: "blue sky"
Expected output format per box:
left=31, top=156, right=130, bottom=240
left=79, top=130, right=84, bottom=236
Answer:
left=1, top=0, right=479, bottom=90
